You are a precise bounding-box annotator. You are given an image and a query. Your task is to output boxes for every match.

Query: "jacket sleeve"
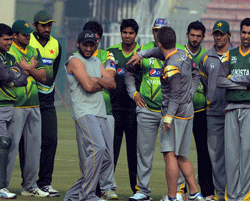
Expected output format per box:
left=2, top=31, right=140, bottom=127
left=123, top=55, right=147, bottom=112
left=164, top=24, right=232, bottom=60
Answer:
left=217, top=55, right=245, bottom=90
left=137, top=47, right=165, bottom=61
left=12, top=63, right=28, bottom=87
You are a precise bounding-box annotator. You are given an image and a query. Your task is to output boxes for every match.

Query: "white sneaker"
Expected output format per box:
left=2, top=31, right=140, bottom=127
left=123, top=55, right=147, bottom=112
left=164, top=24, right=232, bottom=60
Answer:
left=129, top=193, right=150, bottom=201
left=102, top=190, right=118, bottom=200
left=21, top=187, right=49, bottom=197
left=40, top=185, right=60, bottom=197
left=0, top=188, right=17, bottom=199
left=159, top=195, right=177, bottom=201
left=205, top=196, right=216, bottom=201
left=177, top=193, right=184, bottom=201
left=188, top=192, right=204, bottom=201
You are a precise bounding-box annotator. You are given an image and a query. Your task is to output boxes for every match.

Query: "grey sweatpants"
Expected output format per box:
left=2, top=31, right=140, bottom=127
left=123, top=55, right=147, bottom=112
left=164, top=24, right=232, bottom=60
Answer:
left=207, top=115, right=226, bottom=201
left=6, top=107, right=41, bottom=190
left=0, top=106, right=14, bottom=138
left=224, top=109, right=250, bottom=201
left=64, top=114, right=114, bottom=201
left=136, top=106, right=185, bottom=196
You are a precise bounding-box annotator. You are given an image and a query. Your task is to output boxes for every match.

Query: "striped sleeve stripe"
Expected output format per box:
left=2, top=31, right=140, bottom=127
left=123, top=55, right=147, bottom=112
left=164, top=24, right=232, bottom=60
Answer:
left=163, top=65, right=180, bottom=79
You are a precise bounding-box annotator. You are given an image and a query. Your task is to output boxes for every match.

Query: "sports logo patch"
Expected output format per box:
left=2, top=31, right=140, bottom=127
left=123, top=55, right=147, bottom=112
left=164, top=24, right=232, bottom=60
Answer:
left=42, top=58, right=53, bottom=66
left=149, top=68, right=161, bottom=77
left=210, top=63, right=215, bottom=69
left=117, top=68, right=125, bottom=76
left=157, top=19, right=164, bottom=25
left=85, top=33, right=94, bottom=38
left=231, top=56, right=237, bottom=64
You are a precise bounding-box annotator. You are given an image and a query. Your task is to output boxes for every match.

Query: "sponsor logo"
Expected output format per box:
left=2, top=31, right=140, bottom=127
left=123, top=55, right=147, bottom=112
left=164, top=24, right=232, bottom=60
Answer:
left=149, top=58, right=154, bottom=65
left=110, top=62, right=115, bottom=68
left=42, top=58, right=53, bottom=66
left=85, top=33, right=94, bottom=38
left=147, top=80, right=161, bottom=85
left=149, top=68, right=161, bottom=77
left=117, top=68, right=125, bottom=75
left=210, top=63, right=215, bottom=69
left=157, top=19, right=164, bottom=25
left=231, top=56, right=237, bottom=64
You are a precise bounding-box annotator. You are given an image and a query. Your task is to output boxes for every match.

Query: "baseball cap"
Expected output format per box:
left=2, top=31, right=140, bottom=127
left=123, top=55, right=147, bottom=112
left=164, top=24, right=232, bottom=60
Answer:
left=212, top=20, right=230, bottom=34
left=153, top=18, right=171, bottom=29
left=12, top=20, right=33, bottom=35
left=77, top=30, right=97, bottom=44
left=34, top=10, right=56, bottom=24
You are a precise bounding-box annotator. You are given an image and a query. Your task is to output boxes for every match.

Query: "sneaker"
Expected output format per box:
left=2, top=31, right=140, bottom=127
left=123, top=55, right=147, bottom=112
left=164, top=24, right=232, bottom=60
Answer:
left=40, top=185, right=60, bottom=197
left=129, top=193, right=150, bottom=201
left=101, top=190, right=118, bottom=200
left=21, top=187, right=49, bottom=197
left=177, top=193, right=184, bottom=201
left=159, top=195, right=177, bottom=201
left=205, top=196, right=216, bottom=201
left=188, top=192, right=204, bottom=201
left=0, top=188, right=17, bottom=199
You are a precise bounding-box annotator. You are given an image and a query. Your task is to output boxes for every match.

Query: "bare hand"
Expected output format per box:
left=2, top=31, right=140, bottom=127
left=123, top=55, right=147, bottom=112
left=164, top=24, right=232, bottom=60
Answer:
left=126, top=54, right=142, bottom=65
left=91, top=77, right=99, bottom=82
left=163, top=122, right=171, bottom=132
left=134, top=92, right=145, bottom=108
left=18, top=56, right=30, bottom=71
left=30, top=55, right=38, bottom=68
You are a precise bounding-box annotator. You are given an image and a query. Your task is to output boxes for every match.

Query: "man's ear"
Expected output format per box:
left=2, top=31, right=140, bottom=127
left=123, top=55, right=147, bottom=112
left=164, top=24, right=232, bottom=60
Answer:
left=77, top=41, right=80, bottom=48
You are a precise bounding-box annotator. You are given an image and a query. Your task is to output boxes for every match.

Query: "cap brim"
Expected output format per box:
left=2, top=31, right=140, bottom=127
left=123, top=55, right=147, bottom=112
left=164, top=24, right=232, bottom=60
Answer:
left=20, top=28, right=34, bottom=35
left=38, top=20, right=56, bottom=24
left=80, top=39, right=97, bottom=44
left=212, top=29, right=226, bottom=34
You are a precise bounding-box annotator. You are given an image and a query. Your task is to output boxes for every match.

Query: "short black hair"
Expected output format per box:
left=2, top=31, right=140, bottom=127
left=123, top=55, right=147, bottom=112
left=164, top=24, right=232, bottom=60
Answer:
left=0, top=23, right=13, bottom=37
left=187, top=20, right=206, bottom=36
left=83, top=21, right=103, bottom=38
left=157, top=27, right=176, bottom=50
left=120, top=19, right=139, bottom=34
left=240, top=18, right=250, bottom=31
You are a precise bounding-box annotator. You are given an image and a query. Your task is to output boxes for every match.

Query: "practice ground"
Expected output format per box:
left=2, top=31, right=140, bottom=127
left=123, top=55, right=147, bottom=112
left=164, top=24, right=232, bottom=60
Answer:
left=8, top=106, right=198, bottom=201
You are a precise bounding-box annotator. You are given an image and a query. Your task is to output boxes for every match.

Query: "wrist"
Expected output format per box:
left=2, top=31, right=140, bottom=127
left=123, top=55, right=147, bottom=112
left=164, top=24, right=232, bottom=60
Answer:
left=163, top=115, right=173, bottom=124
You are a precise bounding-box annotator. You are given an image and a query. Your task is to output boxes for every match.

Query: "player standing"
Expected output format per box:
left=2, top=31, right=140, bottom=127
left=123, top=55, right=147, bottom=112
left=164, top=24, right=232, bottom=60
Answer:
left=106, top=19, right=140, bottom=194
left=125, top=18, right=185, bottom=201
left=0, top=23, right=27, bottom=199
left=6, top=20, right=49, bottom=197
left=63, top=30, right=116, bottom=201
left=82, top=21, right=118, bottom=200
left=217, top=18, right=250, bottom=201
left=199, top=20, right=233, bottom=201
left=20, top=10, right=61, bottom=197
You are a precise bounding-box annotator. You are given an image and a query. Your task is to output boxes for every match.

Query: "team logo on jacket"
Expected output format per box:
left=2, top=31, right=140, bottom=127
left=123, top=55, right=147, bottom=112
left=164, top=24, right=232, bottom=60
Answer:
left=231, top=56, right=237, bottom=64
left=109, top=62, right=116, bottom=71
left=117, top=68, right=125, bottom=75
left=210, top=63, right=215, bottom=69
left=149, top=68, right=161, bottom=77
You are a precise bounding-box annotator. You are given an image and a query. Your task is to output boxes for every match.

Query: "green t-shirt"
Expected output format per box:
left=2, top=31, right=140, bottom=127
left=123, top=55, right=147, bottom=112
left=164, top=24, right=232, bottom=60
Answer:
left=179, top=45, right=207, bottom=111
left=107, top=42, right=140, bottom=111
left=9, top=42, right=44, bottom=107
left=0, top=52, right=17, bottom=106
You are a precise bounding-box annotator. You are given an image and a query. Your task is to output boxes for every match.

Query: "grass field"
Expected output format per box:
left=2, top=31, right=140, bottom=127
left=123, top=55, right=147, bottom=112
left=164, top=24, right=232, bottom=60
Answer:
left=8, top=106, right=198, bottom=201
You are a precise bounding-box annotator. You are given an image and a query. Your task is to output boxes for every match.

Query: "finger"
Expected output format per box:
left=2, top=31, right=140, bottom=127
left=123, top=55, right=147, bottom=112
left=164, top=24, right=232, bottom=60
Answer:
left=126, top=58, right=134, bottom=65
left=20, top=55, right=24, bottom=61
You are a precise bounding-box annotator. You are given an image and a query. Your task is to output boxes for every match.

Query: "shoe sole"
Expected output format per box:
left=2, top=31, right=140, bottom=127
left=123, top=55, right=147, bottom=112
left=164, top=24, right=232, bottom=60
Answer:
left=129, top=198, right=150, bottom=201
left=0, top=195, right=17, bottom=199
left=21, top=192, right=49, bottom=197
left=49, top=193, right=60, bottom=197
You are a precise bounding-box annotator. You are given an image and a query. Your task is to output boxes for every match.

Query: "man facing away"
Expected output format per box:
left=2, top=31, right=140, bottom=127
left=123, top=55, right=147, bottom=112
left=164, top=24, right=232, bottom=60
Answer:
left=199, top=20, right=233, bottom=201
left=63, top=30, right=116, bottom=201
left=0, top=23, right=27, bottom=199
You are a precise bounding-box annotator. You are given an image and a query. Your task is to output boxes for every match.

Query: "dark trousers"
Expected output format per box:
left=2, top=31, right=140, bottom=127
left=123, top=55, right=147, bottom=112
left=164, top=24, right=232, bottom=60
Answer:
left=193, top=110, right=214, bottom=197
left=112, top=109, right=137, bottom=194
left=19, top=107, right=58, bottom=187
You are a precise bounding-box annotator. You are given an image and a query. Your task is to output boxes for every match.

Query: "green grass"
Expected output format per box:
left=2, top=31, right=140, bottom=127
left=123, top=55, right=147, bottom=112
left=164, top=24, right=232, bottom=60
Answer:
left=8, top=106, right=198, bottom=201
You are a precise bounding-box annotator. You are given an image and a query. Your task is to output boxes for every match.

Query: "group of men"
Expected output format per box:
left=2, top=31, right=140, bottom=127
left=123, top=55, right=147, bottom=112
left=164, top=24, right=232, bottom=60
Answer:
left=64, top=15, right=250, bottom=201
left=0, top=10, right=61, bottom=199
left=1, top=9, right=250, bottom=201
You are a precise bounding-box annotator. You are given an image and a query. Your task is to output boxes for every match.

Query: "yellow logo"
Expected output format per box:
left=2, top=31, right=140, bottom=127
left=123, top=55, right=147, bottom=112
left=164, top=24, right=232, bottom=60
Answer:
left=24, top=22, right=29, bottom=28
left=217, top=22, right=223, bottom=27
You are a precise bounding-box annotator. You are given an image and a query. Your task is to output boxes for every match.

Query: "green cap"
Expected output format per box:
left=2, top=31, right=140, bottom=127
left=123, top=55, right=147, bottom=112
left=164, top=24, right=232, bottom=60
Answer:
left=12, top=20, right=33, bottom=35
left=34, top=10, right=56, bottom=24
left=212, top=20, right=230, bottom=34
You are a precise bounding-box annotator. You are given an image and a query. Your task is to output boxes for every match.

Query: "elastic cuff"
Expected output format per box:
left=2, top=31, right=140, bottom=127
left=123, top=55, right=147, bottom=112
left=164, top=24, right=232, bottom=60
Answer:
left=132, top=91, right=138, bottom=100
left=227, top=75, right=231, bottom=79
left=163, top=115, right=173, bottom=124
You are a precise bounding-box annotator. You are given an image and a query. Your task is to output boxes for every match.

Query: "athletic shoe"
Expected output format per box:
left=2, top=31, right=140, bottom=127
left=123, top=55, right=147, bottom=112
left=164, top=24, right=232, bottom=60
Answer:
left=40, top=185, right=60, bottom=197
left=21, top=187, right=49, bottom=197
left=101, top=190, right=118, bottom=200
left=177, top=193, right=184, bottom=201
left=188, top=192, right=204, bottom=201
left=159, top=195, right=177, bottom=201
left=97, top=199, right=107, bottom=201
left=205, top=196, right=216, bottom=201
left=129, top=193, right=150, bottom=201
left=0, top=188, right=17, bottom=199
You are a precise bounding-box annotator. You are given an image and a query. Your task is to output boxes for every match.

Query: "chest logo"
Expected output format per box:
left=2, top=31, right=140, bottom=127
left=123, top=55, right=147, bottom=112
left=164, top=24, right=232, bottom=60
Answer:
left=117, top=68, right=125, bottom=76
left=149, top=58, right=154, bottom=65
left=231, top=56, right=237, bottom=64
left=210, top=63, right=215, bottom=69
left=49, top=49, right=55, bottom=55
left=149, top=68, right=161, bottom=77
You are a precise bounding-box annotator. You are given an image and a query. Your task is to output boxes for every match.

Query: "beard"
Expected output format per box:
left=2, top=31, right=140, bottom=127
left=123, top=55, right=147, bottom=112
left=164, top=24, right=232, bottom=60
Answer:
left=78, top=47, right=92, bottom=59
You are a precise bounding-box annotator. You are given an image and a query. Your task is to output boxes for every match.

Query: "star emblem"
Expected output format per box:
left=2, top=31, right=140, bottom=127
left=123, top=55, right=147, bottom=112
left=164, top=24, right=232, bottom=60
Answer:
left=24, top=22, right=29, bottom=28
left=49, top=49, right=55, bottom=55
left=217, top=22, right=223, bottom=27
